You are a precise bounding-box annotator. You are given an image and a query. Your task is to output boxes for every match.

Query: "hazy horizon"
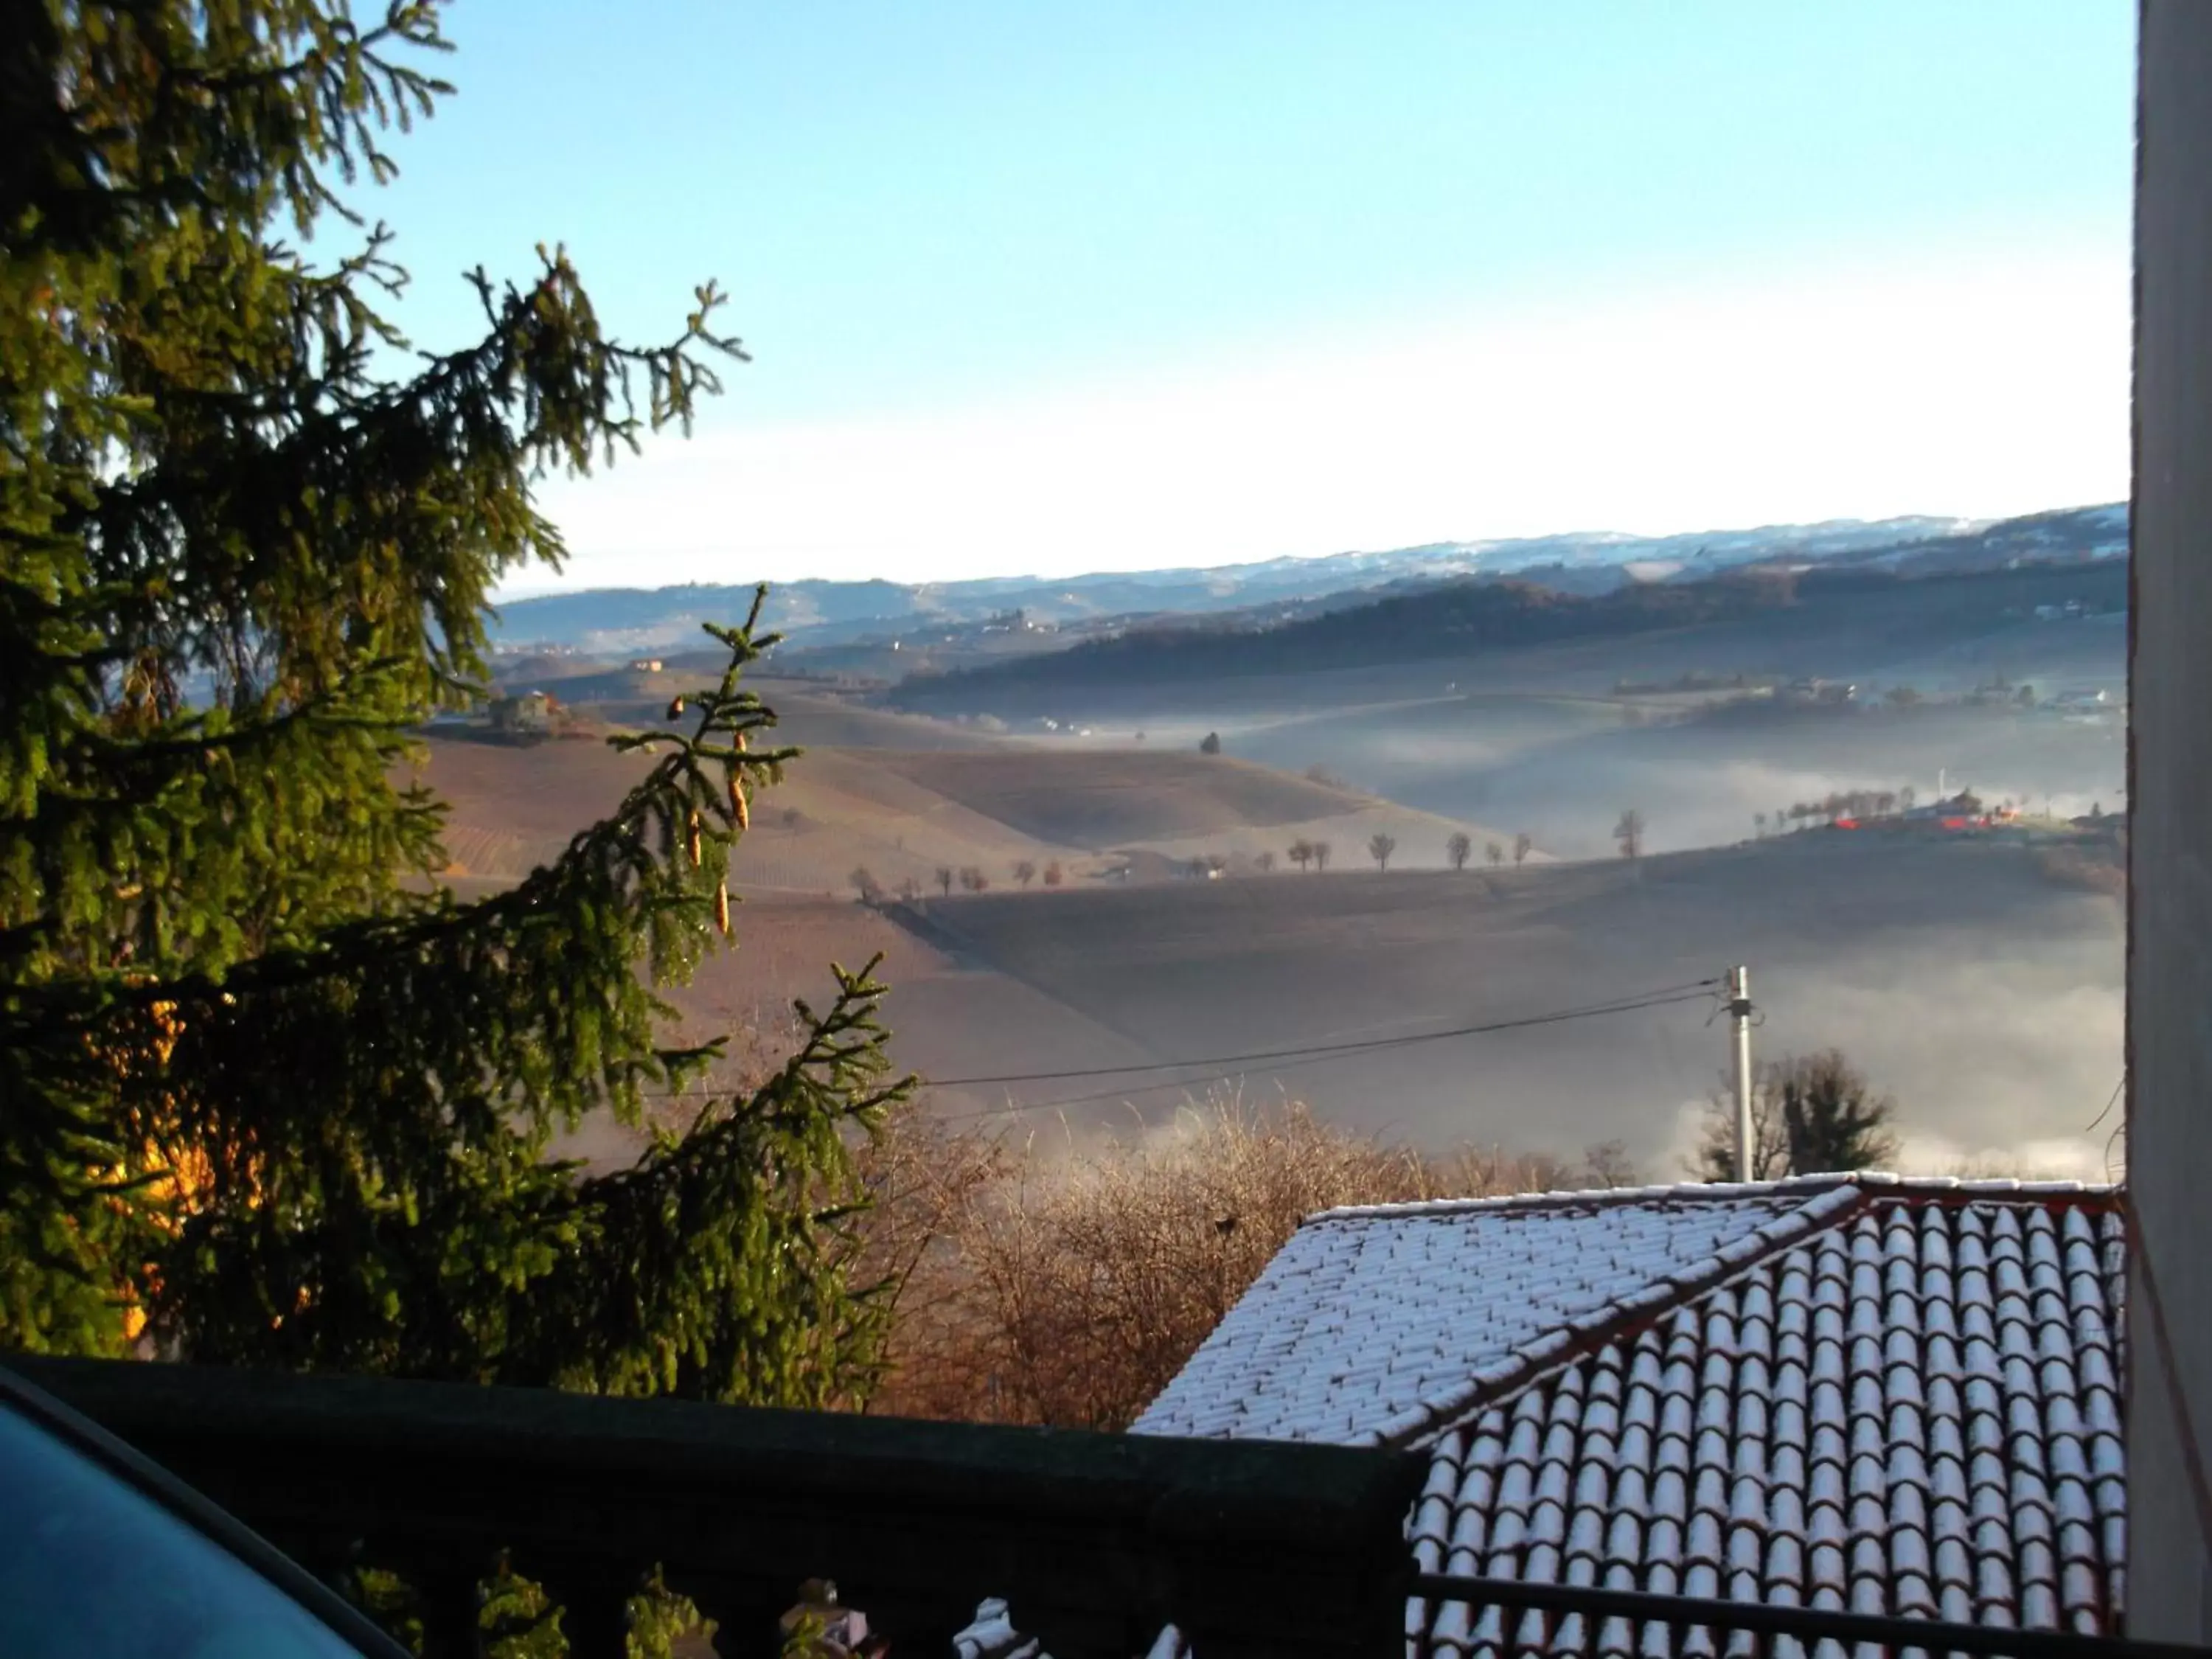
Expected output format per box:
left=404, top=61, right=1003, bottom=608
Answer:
left=492, top=495, right=2127, bottom=602
left=357, top=1, right=2134, bottom=600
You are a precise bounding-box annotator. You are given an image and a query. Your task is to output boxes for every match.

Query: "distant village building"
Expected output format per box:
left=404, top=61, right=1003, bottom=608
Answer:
left=627, top=658, right=664, bottom=672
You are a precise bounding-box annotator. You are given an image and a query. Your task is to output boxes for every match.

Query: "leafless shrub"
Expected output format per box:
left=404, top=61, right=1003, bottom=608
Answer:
left=846, top=1102, right=1012, bottom=1422
left=861, top=1091, right=1636, bottom=1430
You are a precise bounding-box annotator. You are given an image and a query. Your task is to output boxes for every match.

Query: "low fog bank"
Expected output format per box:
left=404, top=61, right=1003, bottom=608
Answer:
left=1230, top=701, right=2124, bottom=860
left=1252, top=947, right=2119, bottom=1186
left=922, top=840, right=2122, bottom=1186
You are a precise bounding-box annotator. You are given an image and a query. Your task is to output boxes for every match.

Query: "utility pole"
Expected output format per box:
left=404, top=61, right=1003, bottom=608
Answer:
left=1728, top=964, right=1755, bottom=1180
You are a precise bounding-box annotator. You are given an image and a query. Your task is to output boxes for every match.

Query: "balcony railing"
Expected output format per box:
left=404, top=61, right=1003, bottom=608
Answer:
left=7, top=1356, right=1425, bottom=1659
left=13, top=1357, right=2211, bottom=1659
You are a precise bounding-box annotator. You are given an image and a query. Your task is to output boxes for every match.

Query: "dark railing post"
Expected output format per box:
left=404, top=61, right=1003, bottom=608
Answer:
left=422, top=1569, right=485, bottom=1659
left=532, top=1563, right=634, bottom=1659
left=678, top=1574, right=799, bottom=1659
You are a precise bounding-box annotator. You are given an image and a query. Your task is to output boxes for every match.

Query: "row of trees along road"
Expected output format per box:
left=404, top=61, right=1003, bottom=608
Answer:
left=851, top=862, right=1065, bottom=901
left=1447, top=832, right=1536, bottom=870
left=1283, top=832, right=1537, bottom=873
left=1, top=1, right=902, bottom=1411
left=877, top=835, right=1548, bottom=891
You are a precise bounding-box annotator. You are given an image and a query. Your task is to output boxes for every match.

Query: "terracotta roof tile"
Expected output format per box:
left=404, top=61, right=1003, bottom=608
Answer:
left=1137, top=1175, right=2126, bottom=1655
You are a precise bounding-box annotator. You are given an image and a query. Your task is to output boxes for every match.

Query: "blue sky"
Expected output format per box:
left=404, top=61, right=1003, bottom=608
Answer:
left=366, top=2, right=2137, bottom=594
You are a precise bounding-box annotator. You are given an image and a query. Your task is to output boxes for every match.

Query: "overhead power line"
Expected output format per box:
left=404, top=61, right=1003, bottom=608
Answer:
left=926, top=978, right=1723, bottom=1090
left=640, top=976, right=1724, bottom=1116
left=927, top=978, right=1725, bottom=1123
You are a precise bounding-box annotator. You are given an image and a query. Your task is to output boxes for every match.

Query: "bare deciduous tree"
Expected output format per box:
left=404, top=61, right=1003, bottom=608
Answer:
left=1693, top=1079, right=1790, bottom=1183
left=1692, top=1051, right=1899, bottom=1183
left=1484, top=840, right=1504, bottom=867
left=843, top=1102, right=1012, bottom=1424
left=958, top=866, right=989, bottom=893
left=1311, top=839, right=1332, bottom=872
left=1582, top=1140, right=1639, bottom=1189
left=1614, top=809, right=1645, bottom=860
left=1446, top=832, right=1472, bottom=871
left=1288, top=839, right=1314, bottom=872
left=1513, top=832, right=1533, bottom=866
left=1013, top=860, right=1037, bottom=888
left=936, top=866, right=955, bottom=897
left=1254, top=850, right=1277, bottom=873
left=1367, top=833, right=1396, bottom=872
left=1042, top=860, right=1065, bottom=887
left=849, top=866, right=883, bottom=904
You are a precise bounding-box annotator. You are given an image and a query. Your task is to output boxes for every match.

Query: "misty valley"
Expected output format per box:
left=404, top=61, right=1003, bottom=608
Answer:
left=456, top=515, right=2127, bottom=1185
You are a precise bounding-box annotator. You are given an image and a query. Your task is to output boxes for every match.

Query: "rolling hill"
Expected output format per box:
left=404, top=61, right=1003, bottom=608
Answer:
left=486, top=503, right=2127, bottom=658
left=901, top=826, right=2122, bottom=1175
left=858, top=749, right=1380, bottom=845
left=888, top=559, right=2128, bottom=709
left=411, top=726, right=1515, bottom=891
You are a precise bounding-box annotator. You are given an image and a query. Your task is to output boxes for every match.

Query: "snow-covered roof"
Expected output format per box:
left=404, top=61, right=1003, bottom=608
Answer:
left=1134, top=1175, right=2129, bottom=1647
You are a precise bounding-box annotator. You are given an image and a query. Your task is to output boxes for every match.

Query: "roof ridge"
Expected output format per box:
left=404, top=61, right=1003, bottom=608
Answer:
left=1366, top=1181, right=1877, bottom=1448
left=1305, top=1169, right=2117, bottom=1228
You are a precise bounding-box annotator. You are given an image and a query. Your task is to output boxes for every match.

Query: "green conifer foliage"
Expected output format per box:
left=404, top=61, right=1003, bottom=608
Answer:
left=1, top=1, right=908, bottom=1405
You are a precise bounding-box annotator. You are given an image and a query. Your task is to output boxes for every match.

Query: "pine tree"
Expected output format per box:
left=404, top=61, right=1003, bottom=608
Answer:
left=2, top=1, right=906, bottom=1405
